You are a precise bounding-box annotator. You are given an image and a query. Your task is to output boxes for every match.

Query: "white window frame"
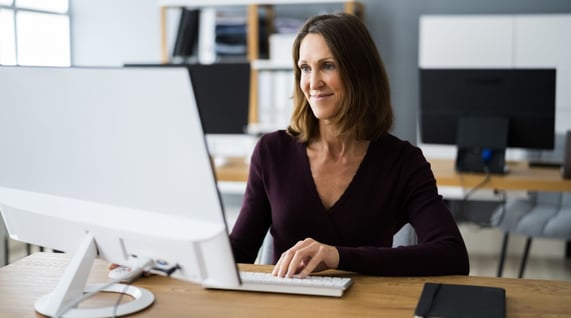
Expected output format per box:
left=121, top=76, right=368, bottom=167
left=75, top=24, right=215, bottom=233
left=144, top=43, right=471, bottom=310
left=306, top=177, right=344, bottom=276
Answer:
left=0, top=1, right=70, bottom=66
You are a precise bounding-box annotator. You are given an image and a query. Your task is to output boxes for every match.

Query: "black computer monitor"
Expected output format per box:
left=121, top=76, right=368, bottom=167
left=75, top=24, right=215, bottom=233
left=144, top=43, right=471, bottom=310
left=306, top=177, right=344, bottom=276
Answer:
left=125, top=63, right=250, bottom=135
left=419, top=68, right=556, bottom=173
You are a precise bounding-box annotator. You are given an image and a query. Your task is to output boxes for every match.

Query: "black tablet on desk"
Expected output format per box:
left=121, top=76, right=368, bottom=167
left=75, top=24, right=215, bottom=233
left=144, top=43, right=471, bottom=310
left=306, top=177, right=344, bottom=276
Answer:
left=414, top=282, right=505, bottom=318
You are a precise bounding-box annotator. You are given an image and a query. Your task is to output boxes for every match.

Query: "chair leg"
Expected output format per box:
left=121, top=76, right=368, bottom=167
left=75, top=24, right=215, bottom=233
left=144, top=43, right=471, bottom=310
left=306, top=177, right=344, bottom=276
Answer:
left=497, top=232, right=510, bottom=277
left=518, top=237, right=532, bottom=279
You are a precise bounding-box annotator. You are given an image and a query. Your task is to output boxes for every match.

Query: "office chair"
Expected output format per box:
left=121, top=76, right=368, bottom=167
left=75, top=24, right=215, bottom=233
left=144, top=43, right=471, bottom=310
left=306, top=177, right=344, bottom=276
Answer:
left=491, top=191, right=571, bottom=278
left=256, top=223, right=417, bottom=265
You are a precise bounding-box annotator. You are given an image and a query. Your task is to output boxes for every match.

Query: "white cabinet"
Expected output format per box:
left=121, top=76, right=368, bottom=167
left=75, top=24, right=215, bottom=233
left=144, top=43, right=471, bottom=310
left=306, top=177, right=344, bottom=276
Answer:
left=419, top=15, right=514, bottom=68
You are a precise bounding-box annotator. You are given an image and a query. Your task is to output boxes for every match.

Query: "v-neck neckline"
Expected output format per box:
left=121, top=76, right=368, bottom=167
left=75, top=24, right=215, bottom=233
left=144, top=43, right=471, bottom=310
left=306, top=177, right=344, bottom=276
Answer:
left=300, top=140, right=372, bottom=213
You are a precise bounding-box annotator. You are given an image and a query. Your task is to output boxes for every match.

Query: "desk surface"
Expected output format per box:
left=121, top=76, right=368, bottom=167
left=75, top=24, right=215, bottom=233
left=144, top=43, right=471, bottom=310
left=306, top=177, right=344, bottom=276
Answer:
left=1, top=253, right=570, bottom=318
left=429, top=159, right=571, bottom=192
left=215, top=157, right=571, bottom=192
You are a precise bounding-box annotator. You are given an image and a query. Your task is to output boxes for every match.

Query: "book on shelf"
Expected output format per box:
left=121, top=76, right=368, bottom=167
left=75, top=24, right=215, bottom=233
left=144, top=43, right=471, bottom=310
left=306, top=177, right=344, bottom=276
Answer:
left=172, top=8, right=200, bottom=60
left=172, top=6, right=271, bottom=64
left=215, top=12, right=247, bottom=57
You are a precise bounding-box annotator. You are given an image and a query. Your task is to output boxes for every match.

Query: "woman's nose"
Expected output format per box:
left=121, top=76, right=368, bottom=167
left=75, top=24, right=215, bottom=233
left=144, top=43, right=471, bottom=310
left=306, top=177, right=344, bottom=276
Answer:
left=309, top=72, right=323, bottom=90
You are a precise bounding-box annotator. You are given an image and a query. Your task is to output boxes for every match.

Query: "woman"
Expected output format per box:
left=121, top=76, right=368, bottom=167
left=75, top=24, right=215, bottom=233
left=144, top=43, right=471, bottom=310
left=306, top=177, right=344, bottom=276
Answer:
left=229, top=12, right=469, bottom=278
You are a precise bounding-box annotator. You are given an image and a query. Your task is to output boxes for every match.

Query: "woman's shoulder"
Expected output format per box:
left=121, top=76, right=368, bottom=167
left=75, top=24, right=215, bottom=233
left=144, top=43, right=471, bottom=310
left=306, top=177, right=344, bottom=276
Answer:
left=369, top=133, right=428, bottom=167
left=255, top=130, right=301, bottom=157
left=373, top=133, right=421, bottom=155
left=258, top=129, right=293, bottom=143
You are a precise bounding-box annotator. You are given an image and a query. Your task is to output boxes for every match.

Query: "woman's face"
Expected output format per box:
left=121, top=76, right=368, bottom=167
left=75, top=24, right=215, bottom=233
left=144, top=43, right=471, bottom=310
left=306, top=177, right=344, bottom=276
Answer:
left=298, top=33, right=344, bottom=121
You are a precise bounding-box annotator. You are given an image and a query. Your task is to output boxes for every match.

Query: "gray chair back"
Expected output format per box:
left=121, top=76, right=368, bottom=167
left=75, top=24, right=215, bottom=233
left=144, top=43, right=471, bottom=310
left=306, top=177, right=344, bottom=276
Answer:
left=257, top=223, right=417, bottom=265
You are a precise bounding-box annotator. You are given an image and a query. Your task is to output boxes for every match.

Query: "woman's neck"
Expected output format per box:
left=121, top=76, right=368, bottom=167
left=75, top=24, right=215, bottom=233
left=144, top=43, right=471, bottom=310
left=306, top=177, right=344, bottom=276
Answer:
left=310, top=123, right=368, bottom=162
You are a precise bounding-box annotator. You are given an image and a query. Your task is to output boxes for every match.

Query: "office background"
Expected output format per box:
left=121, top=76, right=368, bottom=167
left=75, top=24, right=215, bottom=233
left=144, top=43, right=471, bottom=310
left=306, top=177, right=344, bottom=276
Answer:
left=65, top=0, right=571, bottom=276
left=70, top=0, right=571, bottom=143
left=1, top=0, right=564, bottom=276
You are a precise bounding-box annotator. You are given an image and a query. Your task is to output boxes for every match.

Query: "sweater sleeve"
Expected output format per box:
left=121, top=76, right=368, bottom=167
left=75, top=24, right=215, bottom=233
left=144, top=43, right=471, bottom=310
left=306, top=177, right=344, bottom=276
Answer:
left=229, top=138, right=272, bottom=263
left=336, top=146, right=470, bottom=276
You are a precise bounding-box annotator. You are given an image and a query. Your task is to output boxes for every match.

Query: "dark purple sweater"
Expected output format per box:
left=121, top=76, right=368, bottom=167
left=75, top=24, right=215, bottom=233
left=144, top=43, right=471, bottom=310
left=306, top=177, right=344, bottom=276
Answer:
left=230, top=131, right=469, bottom=276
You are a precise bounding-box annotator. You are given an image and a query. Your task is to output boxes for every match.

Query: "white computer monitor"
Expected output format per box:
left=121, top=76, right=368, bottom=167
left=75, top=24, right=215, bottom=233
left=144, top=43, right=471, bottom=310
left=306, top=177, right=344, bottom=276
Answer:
left=0, top=66, right=241, bottom=317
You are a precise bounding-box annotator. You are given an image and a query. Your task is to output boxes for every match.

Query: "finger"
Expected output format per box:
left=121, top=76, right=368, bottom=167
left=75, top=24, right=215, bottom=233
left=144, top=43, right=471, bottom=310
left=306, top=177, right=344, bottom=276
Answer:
left=286, top=241, right=324, bottom=278
left=285, top=250, right=307, bottom=278
left=272, top=248, right=294, bottom=277
left=271, top=253, right=286, bottom=276
left=285, top=240, right=319, bottom=277
left=272, top=239, right=310, bottom=277
left=297, top=245, right=327, bottom=278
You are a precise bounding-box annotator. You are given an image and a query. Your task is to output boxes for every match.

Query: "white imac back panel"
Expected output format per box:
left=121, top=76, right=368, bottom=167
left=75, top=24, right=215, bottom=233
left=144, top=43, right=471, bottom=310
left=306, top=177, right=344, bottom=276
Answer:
left=0, top=65, right=240, bottom=283
left=0, top=66, right=224, bottom=224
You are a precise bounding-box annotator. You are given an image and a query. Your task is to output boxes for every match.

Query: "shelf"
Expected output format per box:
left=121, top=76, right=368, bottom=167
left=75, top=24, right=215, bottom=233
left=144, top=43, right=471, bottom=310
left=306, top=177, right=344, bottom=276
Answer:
left=158, top=0, right=364, bottom=127
left=159, top=0, right=358, bottom=7
left=251, top=59, right=293, bottom=70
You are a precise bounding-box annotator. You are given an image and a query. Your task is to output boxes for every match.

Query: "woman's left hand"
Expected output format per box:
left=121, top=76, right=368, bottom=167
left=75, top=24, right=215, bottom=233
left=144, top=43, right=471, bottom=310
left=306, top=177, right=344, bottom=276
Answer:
left=272, top=238, right=339, bottom=278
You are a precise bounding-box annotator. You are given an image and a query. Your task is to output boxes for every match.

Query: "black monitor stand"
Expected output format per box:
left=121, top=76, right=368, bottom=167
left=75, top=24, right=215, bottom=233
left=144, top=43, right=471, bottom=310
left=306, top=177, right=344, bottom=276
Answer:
left=455, top=117, right=509, bottom=174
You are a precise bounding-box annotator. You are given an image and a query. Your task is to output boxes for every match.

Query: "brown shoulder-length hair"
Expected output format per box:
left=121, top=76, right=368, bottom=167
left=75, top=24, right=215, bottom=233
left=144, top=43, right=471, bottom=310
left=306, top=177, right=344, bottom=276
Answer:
left=287, top=12, right=393, bottom=143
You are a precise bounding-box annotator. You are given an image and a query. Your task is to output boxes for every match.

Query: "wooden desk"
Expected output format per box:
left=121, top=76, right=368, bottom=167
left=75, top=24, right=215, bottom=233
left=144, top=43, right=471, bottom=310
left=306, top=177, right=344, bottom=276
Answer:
left=430, top=159, right=571, bottom=192
left=214, top=157, right=571, bottom=192
left=1, top=253, right=570, bottom=318
left=214, top=157, right=250, bottom=183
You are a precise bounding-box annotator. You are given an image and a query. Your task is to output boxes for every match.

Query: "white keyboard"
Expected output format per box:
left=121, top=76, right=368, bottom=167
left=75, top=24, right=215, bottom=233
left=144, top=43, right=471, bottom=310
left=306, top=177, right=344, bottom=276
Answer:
left=237, top=271, right=353, bottom=297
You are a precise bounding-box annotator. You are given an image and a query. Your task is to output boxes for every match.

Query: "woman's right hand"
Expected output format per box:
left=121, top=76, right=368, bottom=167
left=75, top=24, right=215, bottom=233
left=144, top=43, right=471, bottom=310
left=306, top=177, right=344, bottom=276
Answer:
left=272, top=238, right=340, bottom=278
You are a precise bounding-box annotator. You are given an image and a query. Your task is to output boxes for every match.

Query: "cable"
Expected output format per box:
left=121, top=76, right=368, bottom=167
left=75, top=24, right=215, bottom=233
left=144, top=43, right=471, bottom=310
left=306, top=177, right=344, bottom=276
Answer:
left=54, top=275, right=127, bottom=318
left=54, top=258, right=151, bottom=318
left=112, top=282, right=131, bottom=318
left=455, top=166, right=494, bottom=227
left=462, top=166, right=491, bottom=201
left=54, top=258, right=181, bottom=317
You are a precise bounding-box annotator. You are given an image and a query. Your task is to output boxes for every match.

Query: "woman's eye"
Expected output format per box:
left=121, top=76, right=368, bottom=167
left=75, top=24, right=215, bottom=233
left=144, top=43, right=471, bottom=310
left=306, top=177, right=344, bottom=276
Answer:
left=299, top=65, right=310, bottom=73
left=323, top=63, right=336, bottom=71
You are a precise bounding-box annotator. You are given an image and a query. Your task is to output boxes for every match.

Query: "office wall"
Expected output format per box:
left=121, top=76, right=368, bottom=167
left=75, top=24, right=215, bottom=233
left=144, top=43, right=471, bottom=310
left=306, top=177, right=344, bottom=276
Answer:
left=70, top=0, right=571, bottom=143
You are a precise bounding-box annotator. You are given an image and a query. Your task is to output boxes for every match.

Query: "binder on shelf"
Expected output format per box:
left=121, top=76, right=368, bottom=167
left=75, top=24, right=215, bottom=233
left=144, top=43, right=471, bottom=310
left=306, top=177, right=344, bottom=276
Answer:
left=414, top=282, right=505, bottom=318
left=257, top=70, right=273, bottom=125
left=272, top=70, right=293, bottom=127
left=198, top=7, right=217, bottom=64
left=172, top=8, right=200, bottom=60
left=254, top=70, right=293, bottom=133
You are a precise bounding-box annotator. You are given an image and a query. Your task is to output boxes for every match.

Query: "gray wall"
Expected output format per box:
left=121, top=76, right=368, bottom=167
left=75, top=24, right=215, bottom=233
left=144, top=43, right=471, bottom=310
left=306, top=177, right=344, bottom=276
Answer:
left=70, top=0, right=571, bottom=143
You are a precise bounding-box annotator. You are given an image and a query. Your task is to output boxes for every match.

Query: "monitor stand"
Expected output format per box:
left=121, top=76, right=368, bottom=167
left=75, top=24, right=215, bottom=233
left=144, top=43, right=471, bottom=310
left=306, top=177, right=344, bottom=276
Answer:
left=455, top=117, right=509, bottom=174
left=34, top=233, right=154, bottom=318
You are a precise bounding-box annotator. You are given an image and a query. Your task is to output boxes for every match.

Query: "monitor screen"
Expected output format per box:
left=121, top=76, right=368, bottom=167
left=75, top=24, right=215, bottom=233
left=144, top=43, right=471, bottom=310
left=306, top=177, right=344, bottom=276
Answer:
left=0, top=66, right=241, bottom=317
left=419, top=68, right=556, bottom=150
